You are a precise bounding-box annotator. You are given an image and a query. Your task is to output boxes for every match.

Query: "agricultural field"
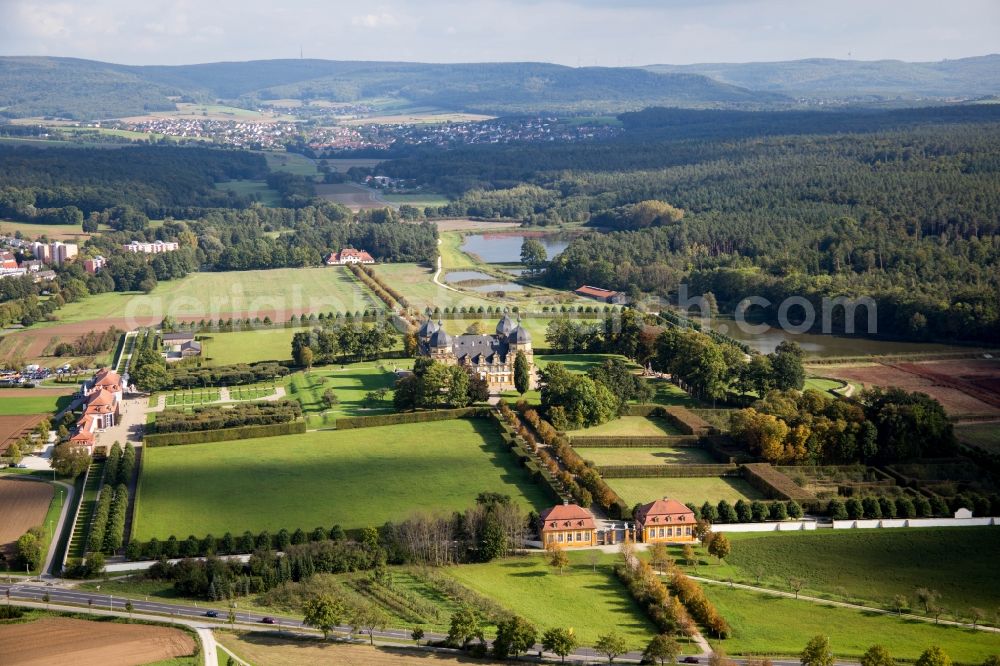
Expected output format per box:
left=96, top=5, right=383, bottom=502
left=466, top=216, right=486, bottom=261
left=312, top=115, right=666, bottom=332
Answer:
left=261, top=150, right=320, bottom=176
left=703, top=585, right=1000, bottom=662
left=568, top=415, right=683, bottom=437
left=213, top=179, right=282, bottom=206
left=0, top=478, right=54, bottom=559
left=0, top=615, right=198, bottom=666
left=821, top=359, right=1000, bottom=418
left=0, top=219, right=94, bottom=241
left=574, top=446, right=717, bottom=466
left=42, top=266, right=379, bottom=328
left=607, top=476, right=764, bottom=507
left=316, top=182, right=391, bottom=210
left=445, top=553, right=657, bottom=649
left=682, top=528, right=1000, bottom=613
left=216, top=631, right=499, bottom=666
left=133, top=418, right=549, bottom=539
left=285, top=362, right=401, bottom=427
left=0, top=414, right=48, bottom=454
left=380, top=193, right=451, bottom=207
left=956, top=422, right=1000, bottom=453
left=0, top=393, right=73, bottom=416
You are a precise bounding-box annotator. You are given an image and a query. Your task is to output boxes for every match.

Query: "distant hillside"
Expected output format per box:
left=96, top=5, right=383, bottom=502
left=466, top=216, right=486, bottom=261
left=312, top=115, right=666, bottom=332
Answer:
left=0, top=57, right=783, bottom=120
left=645, top=55, right=1000, bottom=100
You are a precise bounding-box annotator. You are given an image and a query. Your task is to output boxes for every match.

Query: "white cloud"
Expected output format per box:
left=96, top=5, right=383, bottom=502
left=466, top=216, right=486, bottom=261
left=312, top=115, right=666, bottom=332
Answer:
left=351, top=12, right=399, bottom=29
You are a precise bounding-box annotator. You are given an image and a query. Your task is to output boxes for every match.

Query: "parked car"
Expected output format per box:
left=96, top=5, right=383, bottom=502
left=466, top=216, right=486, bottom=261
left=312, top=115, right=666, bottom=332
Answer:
left=204, top=610, right=218, bottom=618
left=260, top=617, right=276, bottom=624
left=682, top=658, right=699, bottom=664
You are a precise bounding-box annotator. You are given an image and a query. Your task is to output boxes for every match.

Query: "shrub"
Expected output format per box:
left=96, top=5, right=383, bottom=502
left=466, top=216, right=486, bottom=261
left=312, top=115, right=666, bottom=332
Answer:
left=144, top=421, right=306, bottom=447
left=336, top=407, right=488, bottom=429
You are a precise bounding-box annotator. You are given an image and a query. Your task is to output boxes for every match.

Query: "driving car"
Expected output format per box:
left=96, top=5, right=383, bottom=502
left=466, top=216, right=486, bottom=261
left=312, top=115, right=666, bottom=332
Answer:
left=260, top=617, right=276, bottom=624
left=204, top=610, right=218, bottom=618
left=682, top=658, right=699, bottom=664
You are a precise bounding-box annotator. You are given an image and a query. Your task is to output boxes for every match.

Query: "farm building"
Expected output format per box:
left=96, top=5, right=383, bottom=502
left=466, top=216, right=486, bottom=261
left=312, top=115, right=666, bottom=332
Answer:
left=325, top=248, right=375, bottom=265
left=574, top=285, right=627, bottom=304
left=161, top=332, right=201, bottom=362
left=635, top=497, right=697, bottom=543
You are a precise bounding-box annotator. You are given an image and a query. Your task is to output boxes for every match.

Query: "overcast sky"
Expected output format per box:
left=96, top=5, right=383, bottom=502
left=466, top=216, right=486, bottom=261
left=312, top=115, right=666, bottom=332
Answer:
left=1, top=0, right=997, bottom=66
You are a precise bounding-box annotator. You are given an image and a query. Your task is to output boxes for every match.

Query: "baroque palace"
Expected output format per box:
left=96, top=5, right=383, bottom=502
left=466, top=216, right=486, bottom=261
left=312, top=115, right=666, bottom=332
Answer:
left=417, top=313, right=533, bottom=392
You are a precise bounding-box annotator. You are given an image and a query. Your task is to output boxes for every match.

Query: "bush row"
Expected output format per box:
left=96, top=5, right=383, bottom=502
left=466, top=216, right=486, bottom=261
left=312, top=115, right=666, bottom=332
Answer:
left=87, top=487, right=114, bottom=553
left=350, top=264, right=409, bottom=311
left=615, top=559, right=695, bottom=636
left=175, top=309, right=390, bottom=333
left=741, top=463, right=817, bottom=502
left=336, top=407, right=488, bottom=430
left=513, top=401, right=631, bottom=519
left=600, top=464, right=740, bottom=479
left=569, top=435, right=701, bottom=447
left=126, top=524, right=350, bottom=560
left=104, top=483, right=129, bottom=553
left=151, top=400, right=301, bottom=434
left=144, top=420, right=306, bottom=447
left=168, top=361, right=289, bottom=390
left=670, top=571, right=730, bottom=638
left=495, top=406, right=573, bottom=503
left=663, top=406, right=713, bottom=435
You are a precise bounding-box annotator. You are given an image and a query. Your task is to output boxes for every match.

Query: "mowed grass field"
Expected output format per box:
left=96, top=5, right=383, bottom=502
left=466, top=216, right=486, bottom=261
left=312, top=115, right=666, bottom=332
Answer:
left=373, top=263, right=497, bottom=312
left=213, top=179, right=282, bottom=206
left=200, top=328, right=302, bottom=366
left=46, top=267, right=379, bottom=326
left=0, top=219, right=94, bottom=241
left=574, top=446, right=717, bottom=466
left=608, top=476, right=764, bottom=507
left=956, top=423, right=1000, bottom=454
left=285, top=363, right=403, bottom=427
left=446, top=554, right=657, bottom=649
left=134, top=419, right=550, bottom=539
left=689, top=528, right=1000, bottom=613
left=568, top=416, right=682, bottom=437
left=704, top=585, right=1000, bottom=662
left=0, top=394, right=73, bottom=415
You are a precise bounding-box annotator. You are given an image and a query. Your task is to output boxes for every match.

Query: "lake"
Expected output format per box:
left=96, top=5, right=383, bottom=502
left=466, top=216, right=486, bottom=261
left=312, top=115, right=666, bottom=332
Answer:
left=707, top=316, right=976, bottom=358
left=461, top=233, right=570, bottom=263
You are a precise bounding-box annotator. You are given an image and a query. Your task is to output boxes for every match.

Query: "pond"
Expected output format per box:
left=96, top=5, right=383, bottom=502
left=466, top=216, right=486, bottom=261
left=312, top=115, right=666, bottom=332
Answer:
left=443, top=270, right=494, bottom=283
left=707, top=316, right=976, bottom=358
left=461, top=233, right=571, bottom=263
left=471, top=282, right=524, bottom=292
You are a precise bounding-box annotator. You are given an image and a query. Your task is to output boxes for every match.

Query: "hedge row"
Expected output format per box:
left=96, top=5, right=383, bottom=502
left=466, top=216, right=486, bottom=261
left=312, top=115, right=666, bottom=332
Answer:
left=569, top=435, right=701, bottom=448
left=151, top=400, right=301, bottom=434
left=741, top=463, right=817, bottom=502
left=335, top=407, right=489, bottom=430
left=663, top=406, right=713, bottom=436
left=350, top=264, right=409, bottom=311
left=87, top=487, right=113, bottom=553
left=495, top=405, right=573, bottom=503
left=599, top=464, right=740, bottom=479
left=145, top=420, right=306, bottom=447
left=168, top=361, right=289, bottom=390
left=671, top=571, right=730, bottom=638
left=615, top=560, right=695, bottom=636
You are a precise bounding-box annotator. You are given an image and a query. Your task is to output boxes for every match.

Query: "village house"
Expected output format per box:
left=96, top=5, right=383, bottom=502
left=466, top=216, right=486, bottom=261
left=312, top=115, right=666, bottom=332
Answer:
left=123, top=240, right=179, bottom=254
left=70, top=367, right=123, bottom=454
left=574, top=285, right=627, bottom=304
left=325, top=248, right=375, bottom=265
left=417, top=313, right=533, bottom=391
left=540, top=502, right=597, bottom=547
left=634, top=498, right=698, bottom=543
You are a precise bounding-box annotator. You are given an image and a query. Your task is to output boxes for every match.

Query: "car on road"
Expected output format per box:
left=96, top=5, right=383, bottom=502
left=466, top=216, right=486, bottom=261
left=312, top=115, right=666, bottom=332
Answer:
left=204, top=610, right=218, bottom=618
left=260, top=617, right=276, bottom=624
left=682, top=658, right=699, bottom=664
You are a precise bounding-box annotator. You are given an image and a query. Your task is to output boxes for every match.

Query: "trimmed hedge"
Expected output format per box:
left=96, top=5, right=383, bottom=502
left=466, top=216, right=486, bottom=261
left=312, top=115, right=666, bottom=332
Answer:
left=335, top=407, right=489, bottom=430
left=145, top=420, right=306, bottom=447
left=569, top=435, right=701, bottom=447
left=599, top=463, right=740, bottom=478
left=626, top=404, right=713, bottom=435
left=741, top=463, right=816, bottom=502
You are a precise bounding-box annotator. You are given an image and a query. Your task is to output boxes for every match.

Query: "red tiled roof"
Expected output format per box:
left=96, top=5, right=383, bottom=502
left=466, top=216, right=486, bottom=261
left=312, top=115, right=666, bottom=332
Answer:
left=574, top=285, right=620, bottom=298
left=635, top=498, right=696, bottom=526
left=539, top=504, right=597, bottom=531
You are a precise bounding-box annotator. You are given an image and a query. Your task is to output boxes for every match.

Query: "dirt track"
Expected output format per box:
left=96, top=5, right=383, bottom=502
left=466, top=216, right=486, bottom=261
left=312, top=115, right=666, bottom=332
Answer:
left=0, top=617, right=197, bottom=666
left=0, top=478, right=53, bottom=557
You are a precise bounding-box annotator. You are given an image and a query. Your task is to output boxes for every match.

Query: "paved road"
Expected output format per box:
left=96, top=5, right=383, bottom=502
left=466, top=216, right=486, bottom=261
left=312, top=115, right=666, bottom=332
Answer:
left=0, top=581, right=870, bottom=665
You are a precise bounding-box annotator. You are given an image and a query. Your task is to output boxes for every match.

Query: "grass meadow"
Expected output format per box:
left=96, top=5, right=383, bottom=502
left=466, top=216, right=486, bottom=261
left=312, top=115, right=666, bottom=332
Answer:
left=607, top=476, right=764, bottom=507
left=703, top=585, right=1000, bottom=662
left=213, top=179, right=282, bottom=206
left=568, top=415, right=682, bottom=437
left=0, top=394, right=73, bottom=416
left=574, top=446, right=717, bottom=466
left=956, top=423, right=1000, bottom=454
left=445, top=553, right=657, bottom=649
left=134, top=419, right=549, bottom=539
left=284, top=362, right=402, bottom=427
left=684, top=528, right=1000, bottom=613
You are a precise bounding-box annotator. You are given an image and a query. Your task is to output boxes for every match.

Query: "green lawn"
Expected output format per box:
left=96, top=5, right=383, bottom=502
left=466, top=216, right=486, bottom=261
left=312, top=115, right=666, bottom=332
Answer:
left=956, top=423, right=1000, bottom=454
left=162, top=388, right=221, bottom=407
left=651, top=379, right=699, bottom=407
left=213, top=179, right=281, bottom=206
left=42, top=267, right=379, bottom=326
left=200, top=328, right=301, bottom=365
left=374, top=263, right=498, bottom=312
left=607, top=476, right=764, bottom=507
left=284, top=362, right=402, bottom=427
left=575, top=447, right=717, bottom=466
left=704, top=585, right=1000, bottom=662
left=568, top=416, right=682, bottom=437
left=0, top=394, right=73, bottom=416
left=689, top=528, right=1000, bottom=613
left=804, top=376, right=847, bottom=397
left=445, top=553, right=658, bottom=649
left=0, top=219, right=94, bottom=241
left=134, top=419, right=549, bottom=539
left=261, top=151, right=319, bottom=176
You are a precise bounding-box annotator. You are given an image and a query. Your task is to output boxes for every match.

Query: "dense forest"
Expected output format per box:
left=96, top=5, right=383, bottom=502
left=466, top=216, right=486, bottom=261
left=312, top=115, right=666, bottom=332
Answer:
left=379, top=106, right=1000, bottom=342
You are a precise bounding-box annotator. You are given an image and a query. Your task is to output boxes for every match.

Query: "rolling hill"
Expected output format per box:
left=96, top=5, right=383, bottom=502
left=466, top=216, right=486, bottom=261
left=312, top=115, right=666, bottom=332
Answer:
left=0, top=57, right=783, bottom=120
left=645, top=54, right=1000, bottom=100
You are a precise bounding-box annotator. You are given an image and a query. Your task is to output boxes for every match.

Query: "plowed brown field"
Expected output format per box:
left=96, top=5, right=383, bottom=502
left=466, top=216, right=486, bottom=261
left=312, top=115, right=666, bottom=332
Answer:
left=0, top=478, right=53, bottom=558
left=0, top=617, right=196, bottom=666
